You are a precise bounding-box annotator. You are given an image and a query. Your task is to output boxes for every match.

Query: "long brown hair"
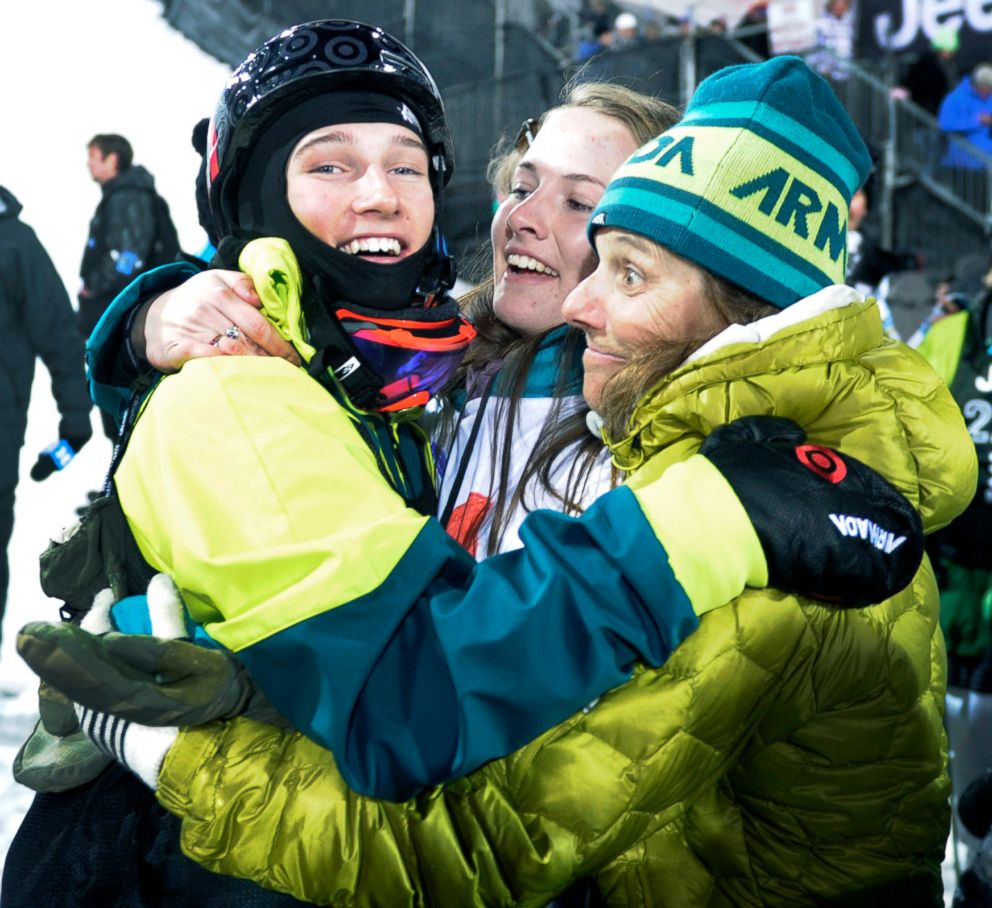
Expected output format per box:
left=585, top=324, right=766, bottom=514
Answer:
left=438, top=82, right=680, bottom=554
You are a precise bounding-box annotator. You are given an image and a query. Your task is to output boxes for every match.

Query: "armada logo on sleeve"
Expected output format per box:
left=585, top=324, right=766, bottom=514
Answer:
left=828, top=513, right=906, bottom=554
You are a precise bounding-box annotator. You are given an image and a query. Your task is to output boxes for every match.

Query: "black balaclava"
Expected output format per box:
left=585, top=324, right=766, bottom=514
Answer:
left=234, top=91, right=439, bottom=311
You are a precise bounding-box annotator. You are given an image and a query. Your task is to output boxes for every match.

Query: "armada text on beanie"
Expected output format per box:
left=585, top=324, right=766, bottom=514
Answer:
left=588, top=56, right=872, bottom=308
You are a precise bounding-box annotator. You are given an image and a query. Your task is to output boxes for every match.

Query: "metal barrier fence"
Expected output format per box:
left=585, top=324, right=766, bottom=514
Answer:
left=817, top=55, right=992, bottom=225
left=443, top=39, right=991, bottom=274
left=799, top=50, right=991, bottom=276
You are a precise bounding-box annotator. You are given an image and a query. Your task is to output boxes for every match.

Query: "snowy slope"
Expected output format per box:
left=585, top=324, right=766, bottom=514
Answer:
left=0, top=0, right=228, bottom=881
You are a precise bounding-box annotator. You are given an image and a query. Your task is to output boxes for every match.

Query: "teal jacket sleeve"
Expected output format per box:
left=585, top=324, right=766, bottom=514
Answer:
left=233, top=484, right=701, bottom=802
left=86, top=261, right=203, bottom=422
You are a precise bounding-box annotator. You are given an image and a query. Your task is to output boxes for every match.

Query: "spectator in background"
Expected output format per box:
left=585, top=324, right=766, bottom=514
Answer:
left=904, top=25, right=960, bottom=116
left=904, top=276, right=968, bottom=349
left=938, top=64, right=992, bottom=170
left=0, top=185, right=91, bottom=648
left=578, top=0, right=619, bottom=34
left=847, top=186, right=899, bottom=337
left=79, top=134, right=180, bottom=441
left=917, top=265, right=992, bottom=874
left=809, top=0, right=855, bottom=81
left=846, top=185, right=918, bottom=339
left=737, top=0, right=770, bottom=58
left=574, top=21, right=613, bottom=62
left=642, top=19, right=664, bottom=42
left=612, top=11, right=641, bottom=49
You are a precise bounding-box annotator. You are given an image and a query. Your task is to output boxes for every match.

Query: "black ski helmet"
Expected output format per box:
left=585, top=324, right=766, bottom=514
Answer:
left=204, top=19, right=454, bottom=241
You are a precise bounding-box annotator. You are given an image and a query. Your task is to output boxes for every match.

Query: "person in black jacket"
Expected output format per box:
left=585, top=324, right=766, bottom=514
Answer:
left=903, top=26, right=960, bottom=116
left=0, top=185, right=91, bottom=645
left=79, top=135, right=178, bottom=440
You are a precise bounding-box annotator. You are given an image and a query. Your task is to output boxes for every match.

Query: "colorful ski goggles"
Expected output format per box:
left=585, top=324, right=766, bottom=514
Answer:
left=336, top=307, right=476, bottom=412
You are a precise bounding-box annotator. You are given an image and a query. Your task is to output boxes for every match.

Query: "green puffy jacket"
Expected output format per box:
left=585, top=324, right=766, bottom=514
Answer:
left=156, top=289, right=977, bottom=906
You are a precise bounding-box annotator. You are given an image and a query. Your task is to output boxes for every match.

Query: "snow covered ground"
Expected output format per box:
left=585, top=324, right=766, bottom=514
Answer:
left=0, top=0, right=227, bottom=891
left=0, top=2, right=968, bottom=904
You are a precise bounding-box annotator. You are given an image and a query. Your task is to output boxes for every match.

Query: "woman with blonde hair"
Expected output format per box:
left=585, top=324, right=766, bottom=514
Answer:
left=437, top=79, right=681, bottom=556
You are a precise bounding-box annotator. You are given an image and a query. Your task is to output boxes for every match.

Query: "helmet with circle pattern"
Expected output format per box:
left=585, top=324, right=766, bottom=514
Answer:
left=204, top=19, right=454, bottom=242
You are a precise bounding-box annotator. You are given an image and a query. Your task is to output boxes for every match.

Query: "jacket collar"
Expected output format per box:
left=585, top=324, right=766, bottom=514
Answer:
left=607, top=287, right=882, bottom=472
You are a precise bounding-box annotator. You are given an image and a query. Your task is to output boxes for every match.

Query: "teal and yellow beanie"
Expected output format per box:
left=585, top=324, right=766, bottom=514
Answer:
left=588, top=56, right=872, bottom=308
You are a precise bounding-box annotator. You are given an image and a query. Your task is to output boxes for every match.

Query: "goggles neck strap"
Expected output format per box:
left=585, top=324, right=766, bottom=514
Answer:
left=303, top=275, right=386, bottom=412
left=413, top=230, right=456, bottom=306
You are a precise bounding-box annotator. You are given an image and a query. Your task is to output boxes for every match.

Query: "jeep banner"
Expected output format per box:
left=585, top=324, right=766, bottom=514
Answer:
left=857, top=0, right=992, bottom=70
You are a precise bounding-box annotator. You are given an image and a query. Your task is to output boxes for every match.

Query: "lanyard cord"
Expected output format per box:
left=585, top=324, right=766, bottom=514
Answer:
left=438, top=377, right=498, bottom=530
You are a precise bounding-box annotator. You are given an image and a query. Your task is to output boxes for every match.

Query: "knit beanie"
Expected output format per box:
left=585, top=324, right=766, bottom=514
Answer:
left=588, top=56, right=872, bottom=308
left=930, top=25, right=960, bottom=53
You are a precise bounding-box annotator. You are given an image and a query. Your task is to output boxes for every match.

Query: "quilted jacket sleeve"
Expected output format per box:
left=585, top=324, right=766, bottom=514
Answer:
left=156, top=594, right=810, bottom=907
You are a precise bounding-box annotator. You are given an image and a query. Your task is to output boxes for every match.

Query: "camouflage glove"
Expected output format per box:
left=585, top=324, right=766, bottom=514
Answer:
left=699, top=416, right=924, bottom=607
left=17, top=574, right=284, bottom=730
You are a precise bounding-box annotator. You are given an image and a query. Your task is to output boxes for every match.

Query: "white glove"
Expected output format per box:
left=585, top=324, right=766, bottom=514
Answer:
left=73, top=578, right=182, bottom=788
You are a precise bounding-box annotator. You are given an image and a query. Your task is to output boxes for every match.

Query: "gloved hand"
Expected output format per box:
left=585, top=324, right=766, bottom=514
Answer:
left=63, top=580, right=178, bottom=788
left=17, top=574, right=282, bottom=731
left=30, top=434, right=91, bottom=481
left=699, top=416, right=924, bottom=607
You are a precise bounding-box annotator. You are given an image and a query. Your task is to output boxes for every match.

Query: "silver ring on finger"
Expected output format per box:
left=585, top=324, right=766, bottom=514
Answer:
left=225, top=325, right=241, bottom=341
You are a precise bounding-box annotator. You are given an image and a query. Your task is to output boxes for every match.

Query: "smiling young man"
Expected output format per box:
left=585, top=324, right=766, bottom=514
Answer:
left=285, top=121, right=434, bottom=262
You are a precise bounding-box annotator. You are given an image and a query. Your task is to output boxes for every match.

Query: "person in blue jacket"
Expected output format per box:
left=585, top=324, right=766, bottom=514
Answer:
left=938, top=63, right=992, bottom=170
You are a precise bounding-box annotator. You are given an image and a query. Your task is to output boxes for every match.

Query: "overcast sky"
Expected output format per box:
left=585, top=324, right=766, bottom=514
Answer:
left=0, top=6, right=229, bottom=865
left=0, top=0, right=229, bottom=291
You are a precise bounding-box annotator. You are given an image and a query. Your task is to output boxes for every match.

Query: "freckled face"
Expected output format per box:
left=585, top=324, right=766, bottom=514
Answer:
left=491, top=107, right=639, bottom=337
left=562, top=228, right=724, bottom=409
left=285, top=121, right=435, bottom=263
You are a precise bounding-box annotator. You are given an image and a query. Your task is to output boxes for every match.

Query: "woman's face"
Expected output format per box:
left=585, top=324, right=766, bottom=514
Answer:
left=491, top=107, right=640, bottom=337
left=562, top=228, right=724, bottom=410
left=286, top=121, right=435, bottom=262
